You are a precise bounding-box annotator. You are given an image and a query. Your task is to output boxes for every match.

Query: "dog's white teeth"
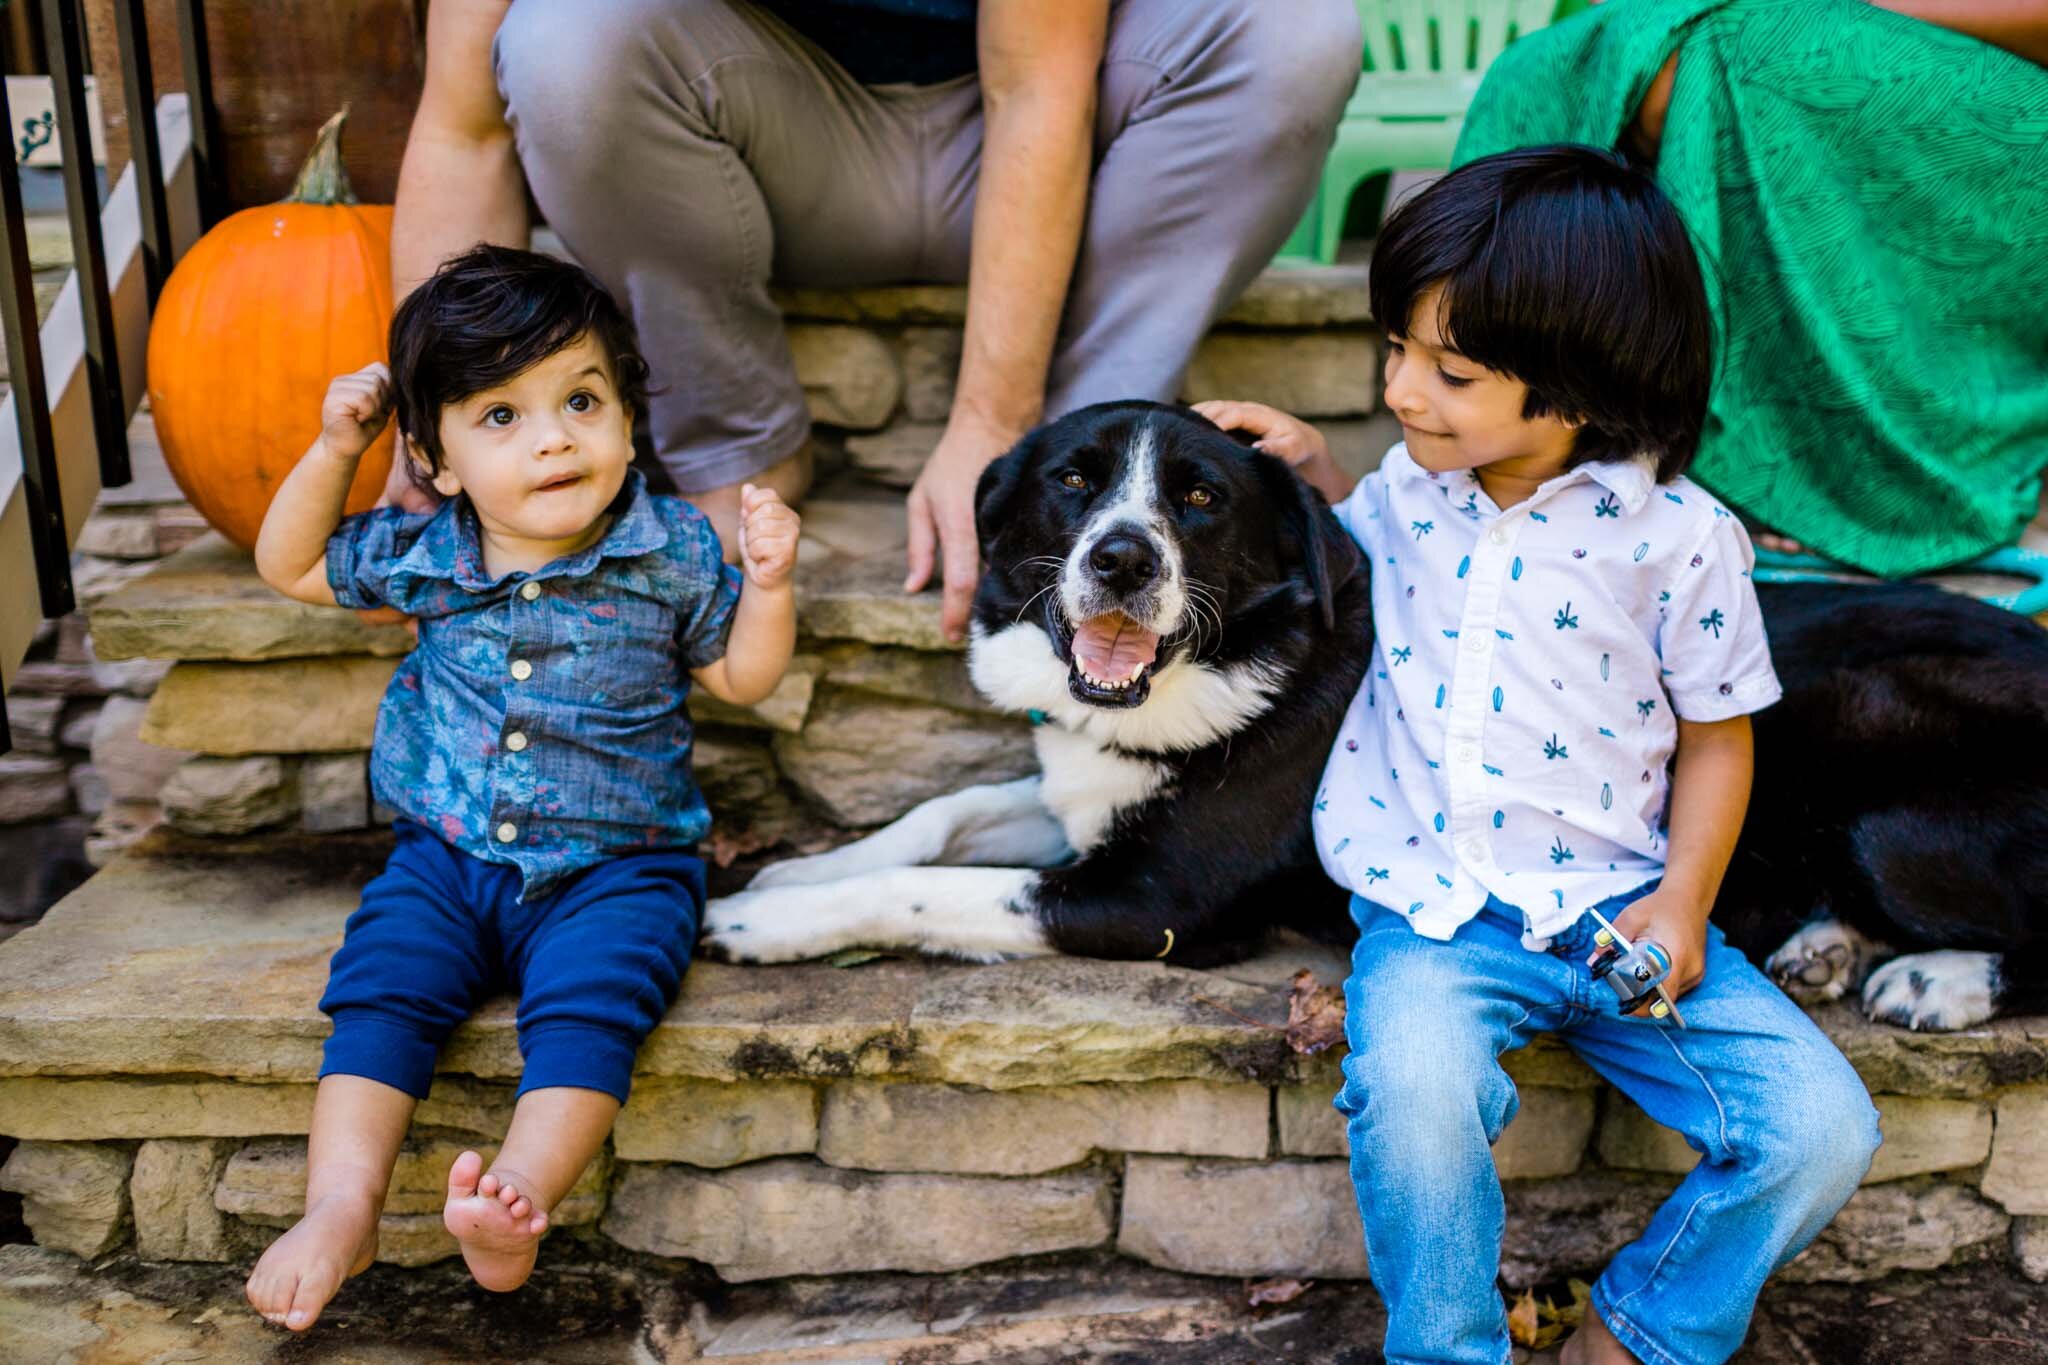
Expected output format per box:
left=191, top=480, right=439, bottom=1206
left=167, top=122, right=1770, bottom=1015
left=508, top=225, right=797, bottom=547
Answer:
left=1129, top=662, right=1146, bottom=682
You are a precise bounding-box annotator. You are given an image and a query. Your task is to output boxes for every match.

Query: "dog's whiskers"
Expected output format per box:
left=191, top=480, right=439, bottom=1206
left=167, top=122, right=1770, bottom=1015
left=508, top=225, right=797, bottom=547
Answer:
left=1177, top=575, right=1226, bottom=659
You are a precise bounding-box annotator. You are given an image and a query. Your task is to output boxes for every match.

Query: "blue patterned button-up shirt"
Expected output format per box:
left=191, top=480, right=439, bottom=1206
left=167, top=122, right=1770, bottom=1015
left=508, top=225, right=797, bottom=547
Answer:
left=327, top=471, right=741, bottom=900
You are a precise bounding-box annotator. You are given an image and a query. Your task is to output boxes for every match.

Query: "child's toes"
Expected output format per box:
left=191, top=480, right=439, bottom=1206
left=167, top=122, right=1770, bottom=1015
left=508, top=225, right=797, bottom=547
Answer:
left=507, top=1195, right=532, bottom=1220
left=528, top=1211, right=549, bottom=1236
left=246, top=1271, right=282, bottom=1322
left=447, top=1150, right=484, bottom=1201
left=477, top=1170, right=500, bottom=1200
left=284, top=1270, right=338, bottom=1332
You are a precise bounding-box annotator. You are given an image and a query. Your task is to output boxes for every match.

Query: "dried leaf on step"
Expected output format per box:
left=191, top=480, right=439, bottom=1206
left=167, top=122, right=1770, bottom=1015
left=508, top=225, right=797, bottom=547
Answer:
left=1507, top=1283, right=1587, bottom=1351
left=1246, top=1277, right=1313, bottom=1308
left=1284, top=969, right=1347, bottom=1054
left=1508, top=1289, right=1542, bottom=1347
left=705, top=827, right=771, bottom=868
left=825, top=949, right=888, bottom=968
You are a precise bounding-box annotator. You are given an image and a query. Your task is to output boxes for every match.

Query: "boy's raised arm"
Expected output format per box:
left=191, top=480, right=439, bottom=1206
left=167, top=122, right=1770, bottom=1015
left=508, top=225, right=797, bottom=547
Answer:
left=691, top=484, right=799, bottom=707
left=255, top=364, right=395, bottom=606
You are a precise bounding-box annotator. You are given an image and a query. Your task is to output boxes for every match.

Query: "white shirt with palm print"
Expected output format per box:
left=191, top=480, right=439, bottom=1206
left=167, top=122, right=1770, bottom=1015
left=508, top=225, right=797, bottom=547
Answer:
left=1315, top=442, right=1780, bottom=945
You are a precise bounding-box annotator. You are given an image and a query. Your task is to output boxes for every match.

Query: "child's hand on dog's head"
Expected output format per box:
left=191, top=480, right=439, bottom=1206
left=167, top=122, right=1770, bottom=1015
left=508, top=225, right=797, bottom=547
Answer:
left=738, top=483, right=800, bottom=591
left=319, top=362, right=393, bottom=462
left=1191, top=400, right=1328, bottom=469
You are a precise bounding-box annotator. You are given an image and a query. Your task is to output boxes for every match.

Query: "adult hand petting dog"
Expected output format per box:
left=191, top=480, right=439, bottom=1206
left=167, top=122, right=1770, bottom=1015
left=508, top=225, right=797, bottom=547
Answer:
left=905, top=415, right=1013, bottom=643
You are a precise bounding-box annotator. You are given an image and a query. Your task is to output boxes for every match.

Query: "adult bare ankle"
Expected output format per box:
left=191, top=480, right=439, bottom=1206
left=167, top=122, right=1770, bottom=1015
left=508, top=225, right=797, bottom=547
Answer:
left=1560, top=1306, right=1640, bottom=1365
left=683, top=439, right=815, bottom=561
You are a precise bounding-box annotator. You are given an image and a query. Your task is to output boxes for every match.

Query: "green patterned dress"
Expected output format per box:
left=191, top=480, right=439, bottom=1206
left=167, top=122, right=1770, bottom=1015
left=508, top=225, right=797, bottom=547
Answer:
left=1455, top=0, right=2048, bottom=576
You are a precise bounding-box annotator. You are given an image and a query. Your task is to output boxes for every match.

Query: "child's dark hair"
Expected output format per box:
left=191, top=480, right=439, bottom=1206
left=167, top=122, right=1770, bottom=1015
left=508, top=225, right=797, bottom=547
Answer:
left=1369, top=145, right=1712, bottom=482
left=388, top=244, right=649, bottom=476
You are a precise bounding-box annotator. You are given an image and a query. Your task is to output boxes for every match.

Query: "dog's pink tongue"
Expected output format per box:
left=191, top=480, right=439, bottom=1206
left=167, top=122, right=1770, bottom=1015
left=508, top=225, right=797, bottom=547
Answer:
left=1072, top=612, right=1160, bottom=679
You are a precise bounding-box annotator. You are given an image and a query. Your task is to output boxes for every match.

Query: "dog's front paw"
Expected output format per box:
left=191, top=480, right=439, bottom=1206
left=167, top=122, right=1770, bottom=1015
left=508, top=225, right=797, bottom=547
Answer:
left=698, top=889, right=869, bottom=965
left=1861, top=950, right=2000, bottom=1031
left=1766, top=917, right=1890, bottom=1003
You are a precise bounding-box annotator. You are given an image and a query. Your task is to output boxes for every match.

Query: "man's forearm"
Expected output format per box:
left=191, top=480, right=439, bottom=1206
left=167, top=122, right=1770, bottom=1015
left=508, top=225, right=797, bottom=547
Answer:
left=391, top=128, right=528, bottom=299
left=391, top=0, right=527, bottom=298
left=951, top=85, right=1095, bottom=440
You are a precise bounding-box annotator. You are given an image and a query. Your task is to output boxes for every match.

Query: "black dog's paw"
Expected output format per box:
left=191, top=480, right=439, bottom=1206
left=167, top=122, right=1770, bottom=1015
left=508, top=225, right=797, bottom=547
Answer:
left=1861, top=951, right=1999, bottom=1031
left=1765, top=917, right=1889, bottom=1003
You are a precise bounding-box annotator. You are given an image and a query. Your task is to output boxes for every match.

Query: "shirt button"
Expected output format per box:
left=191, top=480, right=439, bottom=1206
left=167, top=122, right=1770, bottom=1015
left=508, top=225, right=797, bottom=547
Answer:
left=1465, top=635, right=1484, bottom=653
left=510, top=659, right=533, bottom=681
left=1457, top=744, right=1477, bottom=763
left=505, top=731, right=528, bottom=752
left=519, top=581, right=541, bottom=602
left=495, top=822, right=518, bottom=843
left=1489, top=527, right=1509, bottom=546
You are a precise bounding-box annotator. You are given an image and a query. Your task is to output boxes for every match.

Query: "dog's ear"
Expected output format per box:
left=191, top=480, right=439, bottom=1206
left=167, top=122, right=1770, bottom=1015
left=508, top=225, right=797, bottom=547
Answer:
left=974, top=428, right=1038, bottom=559
left=1255, top=454, right=1357, bottom=632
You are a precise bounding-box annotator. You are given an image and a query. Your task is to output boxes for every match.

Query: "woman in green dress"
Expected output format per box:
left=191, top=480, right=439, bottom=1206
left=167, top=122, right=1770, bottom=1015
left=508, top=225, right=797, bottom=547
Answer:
left=1457, top=0, right=2048, bottom=576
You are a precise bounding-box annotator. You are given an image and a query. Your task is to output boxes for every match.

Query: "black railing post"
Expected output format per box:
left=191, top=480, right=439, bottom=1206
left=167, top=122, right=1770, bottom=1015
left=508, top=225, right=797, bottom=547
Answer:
left=0, top=688, right=12, bottom=756
left=113, top=0, right=173, bottom=306
left=43, top=0, right=130, bottom=489
left=174, top=0, right=221, bottom=228
left=0, top=80, right=76, bottom=621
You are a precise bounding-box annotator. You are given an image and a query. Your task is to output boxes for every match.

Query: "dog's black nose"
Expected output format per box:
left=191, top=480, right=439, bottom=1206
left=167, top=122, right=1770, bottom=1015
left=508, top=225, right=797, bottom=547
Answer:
left=1088, top=532, right=1160, bottom=588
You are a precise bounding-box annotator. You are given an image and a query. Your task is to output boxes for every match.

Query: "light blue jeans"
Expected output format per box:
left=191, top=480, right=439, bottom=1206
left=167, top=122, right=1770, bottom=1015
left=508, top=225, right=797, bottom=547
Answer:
left=1337, top=889, right=1881, bottom=1365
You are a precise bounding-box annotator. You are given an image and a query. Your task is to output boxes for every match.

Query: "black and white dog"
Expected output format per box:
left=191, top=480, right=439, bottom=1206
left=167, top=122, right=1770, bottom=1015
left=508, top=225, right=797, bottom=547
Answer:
left=702, top=401, right=2048, bottom=1031
left=1736, top=582, right=2048, bottom=1029
left=702, top=401, right=1367, bottom=967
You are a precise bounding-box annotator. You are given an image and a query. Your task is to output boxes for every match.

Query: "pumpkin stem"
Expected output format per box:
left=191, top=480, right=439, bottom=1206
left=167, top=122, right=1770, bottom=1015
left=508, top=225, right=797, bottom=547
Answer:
left=282, top=107, right=358, bottom=206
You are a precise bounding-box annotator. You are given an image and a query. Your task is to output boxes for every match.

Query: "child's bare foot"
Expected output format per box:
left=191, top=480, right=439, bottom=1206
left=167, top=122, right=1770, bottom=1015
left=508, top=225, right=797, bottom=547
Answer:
left=1755, top=531, right=1806, bottom=556
left=443, top=1149, right=549, bottom=1291
left=244, top=1189, right=380, bottom=1331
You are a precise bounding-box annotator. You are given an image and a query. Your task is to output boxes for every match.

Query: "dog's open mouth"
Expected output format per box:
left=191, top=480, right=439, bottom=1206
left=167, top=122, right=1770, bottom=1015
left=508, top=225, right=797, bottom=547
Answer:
left=1067, top=611, right=1160, bottom=707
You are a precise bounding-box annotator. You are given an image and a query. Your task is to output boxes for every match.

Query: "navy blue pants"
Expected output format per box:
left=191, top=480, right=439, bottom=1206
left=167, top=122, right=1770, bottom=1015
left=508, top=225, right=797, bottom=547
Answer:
left=319, top=820, right=702, bottom=1104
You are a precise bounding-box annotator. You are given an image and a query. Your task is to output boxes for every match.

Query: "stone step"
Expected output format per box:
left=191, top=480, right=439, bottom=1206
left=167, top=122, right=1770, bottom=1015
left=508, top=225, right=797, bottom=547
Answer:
left=0, top=843, right=2043, bottom=1284
left=773, top=260, right=1372, bottom=330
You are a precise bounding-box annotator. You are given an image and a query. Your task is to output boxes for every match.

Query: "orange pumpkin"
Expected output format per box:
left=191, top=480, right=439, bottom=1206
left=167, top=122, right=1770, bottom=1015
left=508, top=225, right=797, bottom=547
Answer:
left=147, top=108, right=395, bottom=549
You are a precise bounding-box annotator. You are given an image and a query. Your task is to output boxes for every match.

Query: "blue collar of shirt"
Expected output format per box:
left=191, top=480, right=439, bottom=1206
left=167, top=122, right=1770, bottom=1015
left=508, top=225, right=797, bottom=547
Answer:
left=389, top=469, right=669, bottom=594
left=1386, top=443, right=1659, bottom=519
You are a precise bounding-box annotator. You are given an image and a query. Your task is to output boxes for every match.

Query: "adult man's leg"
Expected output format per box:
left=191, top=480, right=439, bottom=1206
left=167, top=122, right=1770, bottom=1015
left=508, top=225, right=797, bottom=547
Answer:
left=491, top=0, right=933, bottom=550
left=919, top=0, right=1365, bottom=414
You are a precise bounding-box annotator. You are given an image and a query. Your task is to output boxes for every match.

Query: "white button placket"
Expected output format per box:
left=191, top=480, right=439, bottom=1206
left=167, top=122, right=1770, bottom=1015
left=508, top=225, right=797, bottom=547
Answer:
left=1443, top=510, right=1520, bottom=880
left=498, top=580, right=542, bottom=853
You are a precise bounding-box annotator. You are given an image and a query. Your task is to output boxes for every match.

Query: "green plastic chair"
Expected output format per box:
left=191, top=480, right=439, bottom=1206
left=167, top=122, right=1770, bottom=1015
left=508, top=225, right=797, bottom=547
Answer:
left=1276, top=0, right=1581, bottom=264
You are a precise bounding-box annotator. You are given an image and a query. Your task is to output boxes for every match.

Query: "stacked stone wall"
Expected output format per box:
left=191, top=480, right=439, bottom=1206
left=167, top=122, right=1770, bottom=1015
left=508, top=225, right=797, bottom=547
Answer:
left=3, top=1061, right=2043, bottom=1285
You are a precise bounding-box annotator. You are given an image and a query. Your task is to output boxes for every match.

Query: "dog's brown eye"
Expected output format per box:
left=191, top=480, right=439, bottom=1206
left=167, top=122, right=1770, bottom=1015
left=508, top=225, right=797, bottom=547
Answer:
left=1061, top=471, right=1088, bottom=490
left=1186, top=486, right=1215, bottom=508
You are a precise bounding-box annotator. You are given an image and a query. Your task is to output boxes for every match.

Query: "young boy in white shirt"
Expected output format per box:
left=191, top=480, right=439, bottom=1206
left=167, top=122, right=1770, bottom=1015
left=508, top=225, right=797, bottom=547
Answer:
left=1198, top=146, right=1879, bottom=1365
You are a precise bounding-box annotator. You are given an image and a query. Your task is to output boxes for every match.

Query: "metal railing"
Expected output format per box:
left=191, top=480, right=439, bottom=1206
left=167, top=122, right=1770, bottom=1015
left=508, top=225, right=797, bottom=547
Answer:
left=0, top=0, right=215, bottom=755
